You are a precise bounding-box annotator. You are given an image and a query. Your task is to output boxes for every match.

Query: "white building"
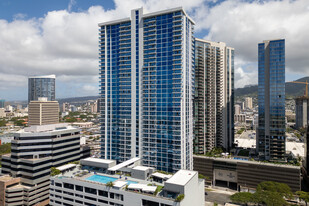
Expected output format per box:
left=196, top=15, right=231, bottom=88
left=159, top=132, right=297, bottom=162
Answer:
left=50, top=158, right=205, bottom=206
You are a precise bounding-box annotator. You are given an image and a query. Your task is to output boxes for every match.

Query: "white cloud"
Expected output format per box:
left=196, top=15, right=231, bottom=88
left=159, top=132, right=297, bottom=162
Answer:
left=196, top=0, right=309, bottom=87
left=0, top=0, right=308, bottom=100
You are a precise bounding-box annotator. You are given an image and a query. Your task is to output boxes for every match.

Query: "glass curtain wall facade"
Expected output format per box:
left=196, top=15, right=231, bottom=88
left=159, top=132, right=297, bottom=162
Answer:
left=257, top=39, right=285, bottom=161
left=194, top=39, right=234, bottom=154
left=99, top=7, right=194, bottom=172
left=28, top=75, right=56, bottom=103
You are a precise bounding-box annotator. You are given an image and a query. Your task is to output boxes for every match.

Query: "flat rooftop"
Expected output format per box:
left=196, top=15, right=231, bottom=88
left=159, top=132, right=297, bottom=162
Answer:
left=133, top=166, right=151, bottom=171
left=165, top=170, right=197, bottom=186
left=108, top=157, right=140, bottom=172
left=57, top=164, right=77, bottom=172
left=194, top=155, right=300, bottom=169
left=82, top=157, right=115, bottom=164
left=18, top=123, right=76, bottom=134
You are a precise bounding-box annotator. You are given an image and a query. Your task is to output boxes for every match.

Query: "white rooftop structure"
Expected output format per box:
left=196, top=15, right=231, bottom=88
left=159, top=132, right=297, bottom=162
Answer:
left=56, top=164, right=76, bottom=172
left=83, top=157, right=115, bottom=164
left=127, top=184, right=157, bottom=193
left=108, top=157, right=140, bottom=172
left=165, top=170, right=197, bottom=186
left=235, top=138, right=256, bottom=148
left=22, top=123, right=71, bottom=133
left=151, top=172, right=172, bottom=180
left=133, top=166, right=150, bottom=171
left=113, top=181, right=127, bottom=188
left=29, top=75, right=56, bottom=79
left=286, top=142, right=305, bottom=157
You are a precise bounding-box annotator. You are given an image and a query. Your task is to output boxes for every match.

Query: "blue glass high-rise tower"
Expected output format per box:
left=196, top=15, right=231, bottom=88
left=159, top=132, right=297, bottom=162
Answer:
left=257, top=39, right=285, bottom=161
left=28, top=75, right=56, bottom=103
left=99, top=7, right=194, bottom=172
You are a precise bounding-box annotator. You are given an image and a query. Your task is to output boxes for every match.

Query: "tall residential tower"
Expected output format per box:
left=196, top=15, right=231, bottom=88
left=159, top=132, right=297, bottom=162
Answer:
left=257, top=39, right=285, bottom=161
left=99, top=7, right=194, bottom=172
left=28, top=75, right=56, bottom=103
left=194, top=39, right=234, bottom=154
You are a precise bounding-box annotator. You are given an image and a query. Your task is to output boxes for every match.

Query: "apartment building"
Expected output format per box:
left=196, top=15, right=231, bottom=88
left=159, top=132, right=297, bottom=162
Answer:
left=50, top=158, right=205, bottom=206
left=194, top=39, right=234, bottom=154
left=257, top=39, right=286, bottom=161
left=99, top=7, right=195, bottom=172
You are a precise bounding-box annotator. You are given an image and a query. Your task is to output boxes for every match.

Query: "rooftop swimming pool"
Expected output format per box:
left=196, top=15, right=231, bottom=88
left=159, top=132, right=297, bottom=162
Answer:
left=85, top=175, right=138, bottom=185
left=125, top=180, right=138, bottom=185
left=86, top=175, right=117, bottom=184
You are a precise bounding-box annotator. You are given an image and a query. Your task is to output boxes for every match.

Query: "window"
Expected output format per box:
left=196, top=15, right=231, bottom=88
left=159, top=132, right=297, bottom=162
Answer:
left=85, top=196, right=97, bottom=201
left=75, top=185, right=83, bottom=192
left=98, top=190, right=108, bottom=197
left=98, top=199, right=108, bottom=204
left=55, top=183, right=62, bottom=187
left=63, top=183, right=74, bottom=190
left=75, top=194, right=83, bottom=198
left=85, top=187, right=97, bottom=195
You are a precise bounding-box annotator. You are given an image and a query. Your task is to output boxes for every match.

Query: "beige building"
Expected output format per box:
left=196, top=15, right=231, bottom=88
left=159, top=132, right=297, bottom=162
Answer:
left=194, top=39, right=235, bottom=154
left=28, top=97, right=59, bottom=126
left=245, top=97, right=253, bottom=109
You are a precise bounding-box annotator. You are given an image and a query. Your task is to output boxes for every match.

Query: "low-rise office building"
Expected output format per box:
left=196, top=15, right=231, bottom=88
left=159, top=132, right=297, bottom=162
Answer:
left=0, top=123, right=83, bottom=206
left=193, top=155, right=301, bottom=192
left=28, top=97, right=59, bottom=126
left=50, top=157, right=205, bottom=206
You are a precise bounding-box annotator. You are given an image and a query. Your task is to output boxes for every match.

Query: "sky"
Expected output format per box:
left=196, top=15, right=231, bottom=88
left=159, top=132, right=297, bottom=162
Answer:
left=0, top=0, right=308, bottom=101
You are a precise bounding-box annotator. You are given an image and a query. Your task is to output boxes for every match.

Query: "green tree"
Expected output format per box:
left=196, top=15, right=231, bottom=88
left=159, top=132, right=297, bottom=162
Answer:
left=230, top=192, right=252, bottom=205
left=0, top=143, right=11, bottom=155
left=106, top=181, right=114, bottom=187
left=175, top=194, right=185, bottom=202
left=296, top=191, right=309, bottom=206
left=251, top=181, right=293, bottom=206
left=257, top=181, right=293, bottom=199
left=50, top=167, right=61, bottom=176
left=0, top=119, right=7, bottom=127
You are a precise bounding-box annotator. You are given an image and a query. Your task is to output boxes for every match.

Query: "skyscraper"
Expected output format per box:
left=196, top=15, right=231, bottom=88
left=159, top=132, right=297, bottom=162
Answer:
left=295, top=96, right=309, bottom=129
left=28, top=75, right=56, bottom=103
left=257, top=39, right=285, bottom=161
left=0, top=99, right=4, bottom=108
left=99, top=7, right=194, bottom=172
left=194, top=39, right=234, bottom=154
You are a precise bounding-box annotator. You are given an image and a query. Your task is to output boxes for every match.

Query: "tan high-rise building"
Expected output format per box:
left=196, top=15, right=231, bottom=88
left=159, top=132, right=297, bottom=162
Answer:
left=194, top=39, right=235, bottom=154
left=28, top=97, right=59, bottom=126
left=245, top=97, right=253, bottom=109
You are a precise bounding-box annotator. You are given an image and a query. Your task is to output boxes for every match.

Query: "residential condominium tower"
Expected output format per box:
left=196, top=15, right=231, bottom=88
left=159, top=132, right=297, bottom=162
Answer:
left=295, top=96, right=309, bottom=129
left=99, top=7, right=195, bottom=172
left=194, top=39, right=234, bottom=154
left=28, top=75, right=56, bottom=103
left=257, top=39, right=285, bottom=161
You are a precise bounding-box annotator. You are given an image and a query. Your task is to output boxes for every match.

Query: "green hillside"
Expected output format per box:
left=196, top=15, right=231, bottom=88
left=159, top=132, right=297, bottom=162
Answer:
left=235, top=76, right=309, bottom=99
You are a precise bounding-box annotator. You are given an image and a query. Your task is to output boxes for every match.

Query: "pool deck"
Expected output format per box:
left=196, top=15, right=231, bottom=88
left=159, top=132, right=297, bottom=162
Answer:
left=56, top=167, right=163, bottom=187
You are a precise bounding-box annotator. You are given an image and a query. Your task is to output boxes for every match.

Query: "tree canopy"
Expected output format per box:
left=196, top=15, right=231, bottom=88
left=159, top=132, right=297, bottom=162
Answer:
left=231, top=181, right=293, bottom=206
left=296, top=191, right=309, bottom=206
left=230, top=192, right=252, bottom=205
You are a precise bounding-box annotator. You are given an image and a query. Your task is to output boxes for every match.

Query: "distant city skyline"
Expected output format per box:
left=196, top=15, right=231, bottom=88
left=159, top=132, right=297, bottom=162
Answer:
left=0, top=0, right=308, bottom=100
